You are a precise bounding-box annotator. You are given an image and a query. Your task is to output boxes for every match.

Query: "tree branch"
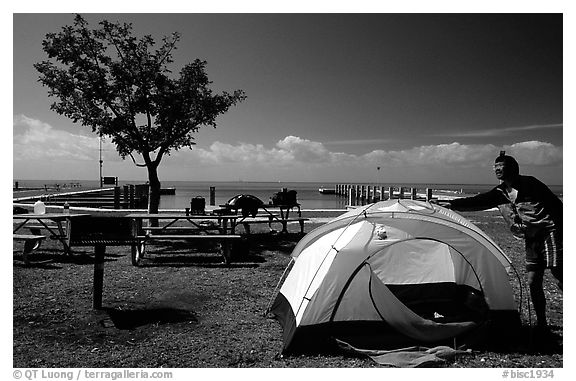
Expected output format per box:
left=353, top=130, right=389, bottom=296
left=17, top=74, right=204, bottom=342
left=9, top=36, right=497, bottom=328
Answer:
left=156, top=34, right=179, bottom=67
left=128, top=152, right=147, bottom=167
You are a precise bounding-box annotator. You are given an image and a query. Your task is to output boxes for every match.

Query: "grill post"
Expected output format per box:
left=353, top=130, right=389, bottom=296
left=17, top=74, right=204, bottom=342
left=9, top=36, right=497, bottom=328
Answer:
left=93, top=244, right=106, bottom=309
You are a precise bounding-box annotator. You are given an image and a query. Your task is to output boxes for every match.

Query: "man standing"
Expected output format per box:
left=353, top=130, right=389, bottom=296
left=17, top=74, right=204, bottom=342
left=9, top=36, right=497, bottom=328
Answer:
left=438, top=152, right=562, bottom=335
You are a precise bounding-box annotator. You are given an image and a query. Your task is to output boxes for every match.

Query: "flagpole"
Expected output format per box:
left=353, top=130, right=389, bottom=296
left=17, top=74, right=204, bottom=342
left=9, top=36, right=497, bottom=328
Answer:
left=99, top=133, right=103, bottom=188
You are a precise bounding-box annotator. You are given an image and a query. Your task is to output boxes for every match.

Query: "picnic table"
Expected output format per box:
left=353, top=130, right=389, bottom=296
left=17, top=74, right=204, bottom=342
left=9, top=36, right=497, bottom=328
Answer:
left=12, top=213, right=90, bottom=263
left=219, top=204, right=308, bottom=234
left=125, top=213, right=242, bottom=266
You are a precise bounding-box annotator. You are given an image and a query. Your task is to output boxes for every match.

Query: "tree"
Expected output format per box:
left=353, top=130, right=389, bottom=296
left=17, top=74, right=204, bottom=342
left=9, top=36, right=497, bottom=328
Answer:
left=34, top=14, right=246, bottom=213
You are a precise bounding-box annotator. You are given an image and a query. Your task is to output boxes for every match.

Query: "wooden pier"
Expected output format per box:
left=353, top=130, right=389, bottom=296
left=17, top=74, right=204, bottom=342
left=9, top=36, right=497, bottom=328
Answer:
left=14, top=184, right=149, bottom=210
left=329, top=184, right=436, bottom=207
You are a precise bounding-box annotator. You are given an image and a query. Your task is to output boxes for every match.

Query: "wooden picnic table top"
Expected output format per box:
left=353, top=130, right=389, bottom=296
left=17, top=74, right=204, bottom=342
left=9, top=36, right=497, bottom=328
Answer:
left=219, top=204, right=300, bottom=209
left=13, top=213, right=90, bottom=220
left=125, top=213, right=239, bottom=219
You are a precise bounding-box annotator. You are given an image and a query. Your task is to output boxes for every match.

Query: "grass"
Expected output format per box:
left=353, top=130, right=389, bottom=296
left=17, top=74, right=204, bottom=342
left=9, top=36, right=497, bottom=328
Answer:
left=12, top=209, right=562, bottom=368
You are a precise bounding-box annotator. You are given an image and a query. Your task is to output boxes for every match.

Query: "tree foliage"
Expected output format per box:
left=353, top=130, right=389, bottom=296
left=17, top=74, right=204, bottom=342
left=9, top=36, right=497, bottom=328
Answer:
left=34, top=14, right=246, bottom=171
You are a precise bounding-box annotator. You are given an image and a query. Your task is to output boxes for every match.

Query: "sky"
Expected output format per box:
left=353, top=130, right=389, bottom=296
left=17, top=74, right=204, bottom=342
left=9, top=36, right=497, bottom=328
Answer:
left=11, top=10, right=565, bottom=185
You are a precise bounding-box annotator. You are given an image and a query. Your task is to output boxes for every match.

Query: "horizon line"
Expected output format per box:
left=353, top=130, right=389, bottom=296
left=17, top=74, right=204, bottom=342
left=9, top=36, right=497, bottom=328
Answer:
left=12, top=179, right=564, bottom=187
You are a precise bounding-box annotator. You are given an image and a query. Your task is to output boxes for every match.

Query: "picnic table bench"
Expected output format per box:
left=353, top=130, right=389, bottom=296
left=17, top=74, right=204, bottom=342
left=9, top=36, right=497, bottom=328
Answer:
left=13, top=234, right=46, bottom=265
left=13, top=213, right=90, bottom=264
left=126, top=213, right=242, bottom=267
left=218, top=204, right=309, bottom=234
left=26, top=224, right=61, bottom=236
left=234, top=215, right=309, bottom=234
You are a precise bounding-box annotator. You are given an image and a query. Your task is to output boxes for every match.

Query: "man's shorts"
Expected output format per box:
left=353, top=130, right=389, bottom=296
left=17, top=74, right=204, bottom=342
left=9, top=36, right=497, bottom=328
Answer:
left=525, top=229, right=562, bottom=272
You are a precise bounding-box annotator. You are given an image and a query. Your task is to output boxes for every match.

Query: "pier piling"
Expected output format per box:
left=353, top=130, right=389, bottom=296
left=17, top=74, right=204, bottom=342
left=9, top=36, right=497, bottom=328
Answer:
left=114, top=187, right=121, bottom=209
left=349, top=186, right=356, bottom=207
left=334, top=183, right=438, bottom=206
left=210, top=187, right=216, bottom=206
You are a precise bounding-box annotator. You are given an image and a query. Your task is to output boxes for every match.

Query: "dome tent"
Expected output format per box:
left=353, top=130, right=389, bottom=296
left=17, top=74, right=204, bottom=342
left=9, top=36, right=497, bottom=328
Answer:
left=270, top=199, right=520, bottom=354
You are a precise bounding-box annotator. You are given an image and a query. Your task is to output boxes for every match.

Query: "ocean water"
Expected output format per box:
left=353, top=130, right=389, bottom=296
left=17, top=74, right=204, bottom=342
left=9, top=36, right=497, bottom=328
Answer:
left=13, top=180, right=564, bottom=210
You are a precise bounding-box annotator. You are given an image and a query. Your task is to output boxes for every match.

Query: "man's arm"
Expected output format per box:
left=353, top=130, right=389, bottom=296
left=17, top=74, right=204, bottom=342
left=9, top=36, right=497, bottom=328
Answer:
left=445, top=187, right=505, bottom=211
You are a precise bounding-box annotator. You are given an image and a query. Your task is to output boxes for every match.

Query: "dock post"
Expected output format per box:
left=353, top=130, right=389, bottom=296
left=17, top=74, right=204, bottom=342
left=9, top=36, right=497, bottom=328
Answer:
left=399, top=187, right=406, bottom=199
left=123, top=185, right=129, bottom=207
left=374, top=185, right=381, bottom=201
left=349, top=186, right=356, bottom=207
left=209, top=187, right=216, bottom=206
left=367, top=185, right=372, bottom=203
left=388, top=186, right=394, bottom=200
left=426, top=188, right=433, bottom=202
left=129, top=185, right=135, bottom=209
left=411, top=188, right=418, bottom=200
left=114, top=186, right=121, bottom=209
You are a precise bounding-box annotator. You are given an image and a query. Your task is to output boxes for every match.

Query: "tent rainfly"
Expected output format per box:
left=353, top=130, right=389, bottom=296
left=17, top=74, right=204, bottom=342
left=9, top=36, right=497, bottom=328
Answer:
left=270, top=199, right=521, bottom=354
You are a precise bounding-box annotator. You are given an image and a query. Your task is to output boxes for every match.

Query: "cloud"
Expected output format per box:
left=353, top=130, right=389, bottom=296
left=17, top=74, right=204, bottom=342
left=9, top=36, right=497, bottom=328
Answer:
left=363, top=143, right=499, bottom=167
left=433, top=123, right=563, bottom=138
left=505, top=141, right=563, bottom=166
left=14, top=115, right=563, bottom=173
left=275, top=136, right=332, bottom=163
left=14, top=115, right=121, bottom=163
left=181, top=138, right=562, bottom=170
left=324, top=138, right=396, bottom=146
left=197, top=141, right=286, bottom=164
left=184, top=136, right=344, bottom=166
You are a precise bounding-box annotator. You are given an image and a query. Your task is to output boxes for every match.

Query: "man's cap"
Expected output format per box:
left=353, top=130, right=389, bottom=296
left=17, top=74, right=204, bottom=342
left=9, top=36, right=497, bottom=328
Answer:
left=494, top=151, right=519, bottom=175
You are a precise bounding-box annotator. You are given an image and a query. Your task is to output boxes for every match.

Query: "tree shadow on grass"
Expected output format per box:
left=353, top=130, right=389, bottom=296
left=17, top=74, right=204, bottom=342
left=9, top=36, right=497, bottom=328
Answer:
left=245, top=232, right=303, bottom=255
left=101, top=306, right=199, bottom=330
left=137, top=240, right=267, bottom=268
left=138, top=254, right=262, bottom=269
left=13, top=249, right=123, bottom=268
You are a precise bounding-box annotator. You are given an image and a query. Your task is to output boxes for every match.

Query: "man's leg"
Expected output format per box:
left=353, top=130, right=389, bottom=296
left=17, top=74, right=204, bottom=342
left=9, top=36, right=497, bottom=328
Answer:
left=550, top=266, right=562, bottom=291
left=527, top=268, right=547, bottom=328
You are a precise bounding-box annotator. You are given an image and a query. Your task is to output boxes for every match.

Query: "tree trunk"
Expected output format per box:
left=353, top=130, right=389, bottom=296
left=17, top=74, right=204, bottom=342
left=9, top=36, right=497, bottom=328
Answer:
left=147, top=165, right=161, bottom=226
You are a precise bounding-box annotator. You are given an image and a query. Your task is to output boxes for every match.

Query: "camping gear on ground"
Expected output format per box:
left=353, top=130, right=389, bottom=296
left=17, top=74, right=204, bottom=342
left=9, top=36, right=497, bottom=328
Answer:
left=336, top=340, right=472, bottom=367
left=190, top=196, right=206, bottom=215
left=272, top=189, right=298, bottom=206
left=270, top=199, right=520, bottom=354
left=226, top=194, right=264, bottom=217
